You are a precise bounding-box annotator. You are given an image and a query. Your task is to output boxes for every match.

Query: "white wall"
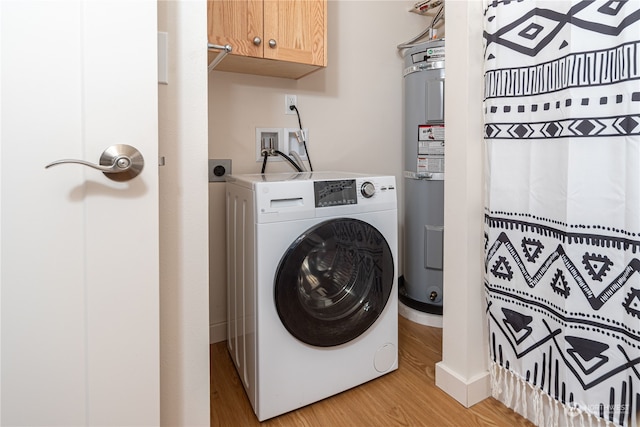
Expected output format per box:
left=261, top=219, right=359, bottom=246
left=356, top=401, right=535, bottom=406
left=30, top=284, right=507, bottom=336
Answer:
left=208, top=0, right=429, bottom=343
left=158, top=1, right=211, bottom=425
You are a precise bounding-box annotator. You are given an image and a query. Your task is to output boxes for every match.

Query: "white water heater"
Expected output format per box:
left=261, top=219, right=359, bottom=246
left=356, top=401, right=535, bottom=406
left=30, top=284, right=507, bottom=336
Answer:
left=400, top=39, right=445, bottom=314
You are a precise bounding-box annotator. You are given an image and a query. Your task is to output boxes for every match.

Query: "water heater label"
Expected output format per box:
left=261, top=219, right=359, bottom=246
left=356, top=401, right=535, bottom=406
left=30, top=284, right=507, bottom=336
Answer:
left=417, top=156, right=444, bottom=174
left=426, top=47, right=445, bottom=61
left=419, top=140, right=445, bottom=156
left=419, top=124, right=445, bottom=141
left=418, top=125, right=445, bottom=157
left=411, top=46, right=446, bottom=64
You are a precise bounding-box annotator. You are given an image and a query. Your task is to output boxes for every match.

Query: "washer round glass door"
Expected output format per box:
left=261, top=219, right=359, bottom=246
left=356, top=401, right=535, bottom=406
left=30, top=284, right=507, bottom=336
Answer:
left=274, top=218, right=394, bottom=347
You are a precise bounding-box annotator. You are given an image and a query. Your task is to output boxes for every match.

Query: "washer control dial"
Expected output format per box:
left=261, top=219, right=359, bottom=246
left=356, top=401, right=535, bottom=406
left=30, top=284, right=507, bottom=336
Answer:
left=360, top=181, right=376, bottom=198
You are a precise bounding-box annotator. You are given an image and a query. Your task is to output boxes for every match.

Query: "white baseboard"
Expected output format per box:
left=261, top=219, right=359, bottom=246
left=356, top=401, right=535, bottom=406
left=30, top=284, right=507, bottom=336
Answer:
left=435, top=361, right=491, bottom=407
left=209, top=322, right=227, bottom=344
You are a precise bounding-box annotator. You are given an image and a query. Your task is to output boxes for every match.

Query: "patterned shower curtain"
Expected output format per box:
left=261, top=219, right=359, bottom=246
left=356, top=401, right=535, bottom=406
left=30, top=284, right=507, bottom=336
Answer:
left=484, top=1, right=640, bottom=426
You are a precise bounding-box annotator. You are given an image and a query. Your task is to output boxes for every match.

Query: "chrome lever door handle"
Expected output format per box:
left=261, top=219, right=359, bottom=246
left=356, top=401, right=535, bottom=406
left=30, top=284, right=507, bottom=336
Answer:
left=46, top=157, right=131, bottom=173
left=45, top=144, right=144, bottom=182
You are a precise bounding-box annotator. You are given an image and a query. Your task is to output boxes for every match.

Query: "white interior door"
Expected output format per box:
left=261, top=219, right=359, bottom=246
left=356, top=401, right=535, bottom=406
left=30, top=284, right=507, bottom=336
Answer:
left=1, top=1, right=159, bottom=425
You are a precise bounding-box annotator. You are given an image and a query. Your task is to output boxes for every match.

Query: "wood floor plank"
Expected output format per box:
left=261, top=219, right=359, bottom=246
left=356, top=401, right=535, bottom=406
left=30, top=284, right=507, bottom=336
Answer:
left=210, top=316, right=534, bottom=426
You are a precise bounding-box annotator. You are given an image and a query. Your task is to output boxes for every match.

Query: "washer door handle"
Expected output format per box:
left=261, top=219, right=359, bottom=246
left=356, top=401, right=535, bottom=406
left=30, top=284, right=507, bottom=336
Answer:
left=45, top=144, right=144, bottom=182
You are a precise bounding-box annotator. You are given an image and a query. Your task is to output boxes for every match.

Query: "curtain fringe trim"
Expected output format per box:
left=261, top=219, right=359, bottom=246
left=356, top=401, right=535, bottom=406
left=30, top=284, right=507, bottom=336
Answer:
left=490, top=363, right=618, bottom=427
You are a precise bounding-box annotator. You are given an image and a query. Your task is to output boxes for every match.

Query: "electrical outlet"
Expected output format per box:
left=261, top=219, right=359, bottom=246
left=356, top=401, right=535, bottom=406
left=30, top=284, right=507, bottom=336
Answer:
left=208, top=159, right=231, bottom=182
left=285, top=94, right=297, bottom=115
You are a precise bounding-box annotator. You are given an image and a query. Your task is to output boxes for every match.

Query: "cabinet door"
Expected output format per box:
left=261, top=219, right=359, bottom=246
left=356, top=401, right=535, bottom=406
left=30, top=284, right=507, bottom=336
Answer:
left=263, top=0, right=326, bottom=67
left=208, top=0, right=263, bottom=58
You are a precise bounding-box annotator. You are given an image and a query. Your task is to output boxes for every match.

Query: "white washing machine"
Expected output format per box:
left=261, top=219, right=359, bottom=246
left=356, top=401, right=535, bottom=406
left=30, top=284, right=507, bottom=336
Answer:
left=225, top=171, right=398, bottom=421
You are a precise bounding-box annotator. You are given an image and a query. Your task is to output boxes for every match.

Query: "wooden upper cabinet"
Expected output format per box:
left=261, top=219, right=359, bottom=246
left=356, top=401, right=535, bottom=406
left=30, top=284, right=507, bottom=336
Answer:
left=262, top=0, right=325, bottom=66
left=207, top=0, right=327, bottom=79
left=208, top=0, right=263, bottom=58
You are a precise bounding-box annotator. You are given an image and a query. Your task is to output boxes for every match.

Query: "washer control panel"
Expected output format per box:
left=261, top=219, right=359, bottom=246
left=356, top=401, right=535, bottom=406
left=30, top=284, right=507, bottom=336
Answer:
left=314, top=179, right=357, bottom=207
left=313, top=177, right=395, bottom=208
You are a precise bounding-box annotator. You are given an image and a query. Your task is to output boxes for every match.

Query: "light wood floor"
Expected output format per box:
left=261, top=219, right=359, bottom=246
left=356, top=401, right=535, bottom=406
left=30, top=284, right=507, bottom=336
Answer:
left=210, top=315, right=534, bottom=426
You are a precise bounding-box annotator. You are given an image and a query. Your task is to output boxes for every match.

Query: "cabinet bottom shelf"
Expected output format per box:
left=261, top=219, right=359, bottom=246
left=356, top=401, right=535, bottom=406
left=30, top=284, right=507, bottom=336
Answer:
left=207, top=51, right=324, bottom=80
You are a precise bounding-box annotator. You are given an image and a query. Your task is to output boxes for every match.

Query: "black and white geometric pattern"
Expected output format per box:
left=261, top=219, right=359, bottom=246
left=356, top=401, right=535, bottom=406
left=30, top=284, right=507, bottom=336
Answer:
left=485, top=1, right=640, bottom=60
left=484, top=41, right=640, bottom=99
left=485, top=114, right=640, bottom=139
left=486, top=213, right=640, bottom=425
left=484, top=1, right=640, bottom=426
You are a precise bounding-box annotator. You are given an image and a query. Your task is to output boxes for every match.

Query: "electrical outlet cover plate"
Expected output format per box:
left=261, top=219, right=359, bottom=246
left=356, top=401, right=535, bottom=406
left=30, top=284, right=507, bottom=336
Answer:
left=209, top=159, right=231, bottom=182
left=285, top=94, right=297, bottom=115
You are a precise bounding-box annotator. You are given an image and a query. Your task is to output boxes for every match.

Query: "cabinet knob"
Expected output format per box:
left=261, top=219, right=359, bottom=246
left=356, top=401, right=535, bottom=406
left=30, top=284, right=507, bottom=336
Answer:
left=268, top=39, right=277, bottom=48
left=253, top=37, right=261, bottom=46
